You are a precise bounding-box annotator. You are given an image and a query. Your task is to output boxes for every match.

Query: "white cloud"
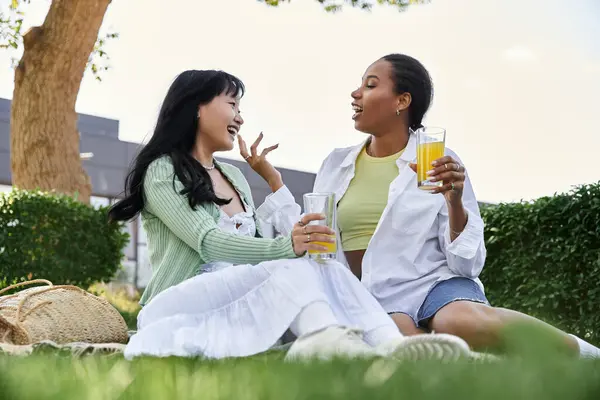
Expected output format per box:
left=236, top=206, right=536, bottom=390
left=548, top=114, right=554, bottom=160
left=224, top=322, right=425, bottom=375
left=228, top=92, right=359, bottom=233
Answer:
left=583, top=61, right=600, bottom=74
left=462, top=77, right=488, bottom=91
left=502, top=45, right=538, bottom=64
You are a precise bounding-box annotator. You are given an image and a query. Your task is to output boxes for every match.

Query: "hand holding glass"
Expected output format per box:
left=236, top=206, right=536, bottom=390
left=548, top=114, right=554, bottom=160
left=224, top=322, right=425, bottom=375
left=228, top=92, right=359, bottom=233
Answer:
left=303, top=193, right=337, bottom=261
left=416, top=127, right=446, bottom=191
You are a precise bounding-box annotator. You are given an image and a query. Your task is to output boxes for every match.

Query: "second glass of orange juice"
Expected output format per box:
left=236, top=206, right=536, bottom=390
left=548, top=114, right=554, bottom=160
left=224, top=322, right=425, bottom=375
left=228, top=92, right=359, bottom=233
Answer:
left=416, top=127, right=446, bottom=191
left=303, top=192, right=337, bottom=261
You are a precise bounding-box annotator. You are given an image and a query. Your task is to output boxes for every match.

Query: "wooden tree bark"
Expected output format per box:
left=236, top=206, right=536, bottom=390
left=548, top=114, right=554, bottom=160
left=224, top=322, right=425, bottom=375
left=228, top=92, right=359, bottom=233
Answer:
left=10, top=0, right=112, bottom=203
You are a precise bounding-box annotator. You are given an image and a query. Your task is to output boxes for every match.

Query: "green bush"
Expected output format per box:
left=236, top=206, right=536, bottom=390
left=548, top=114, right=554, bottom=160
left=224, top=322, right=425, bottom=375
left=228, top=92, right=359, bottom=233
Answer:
left=480, top=182, right=600, bottom=345
left=0, top=189, right=129, bottom=290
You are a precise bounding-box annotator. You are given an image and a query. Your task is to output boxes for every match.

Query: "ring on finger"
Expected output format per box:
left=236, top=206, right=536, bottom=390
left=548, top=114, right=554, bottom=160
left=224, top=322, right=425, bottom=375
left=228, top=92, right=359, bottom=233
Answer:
left=298, top=220, right=305, bottom=227
left=444, top=163, right=448, bottom=170
left=451, top=182, right=455, bottom=191
left=302, top=225, right=308, bottom=235
left=244, top=155, right=251, bottom=161
left=455, top=163, right=460, bottom=171
left=306, top=233, right=311, bottom=242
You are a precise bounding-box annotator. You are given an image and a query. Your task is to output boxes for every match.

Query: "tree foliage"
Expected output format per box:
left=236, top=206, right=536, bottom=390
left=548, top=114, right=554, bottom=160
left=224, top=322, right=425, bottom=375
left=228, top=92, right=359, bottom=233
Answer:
left=0, top=0, right=117, bottom=81
left=261, top=0, right=430, bottom=13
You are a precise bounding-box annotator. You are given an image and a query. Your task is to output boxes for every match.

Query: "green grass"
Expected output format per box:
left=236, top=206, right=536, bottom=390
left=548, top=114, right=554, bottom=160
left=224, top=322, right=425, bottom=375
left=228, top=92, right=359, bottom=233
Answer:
left=1, top=352, right=599, bottom=399
left=1, top=312, right=598, bottom=399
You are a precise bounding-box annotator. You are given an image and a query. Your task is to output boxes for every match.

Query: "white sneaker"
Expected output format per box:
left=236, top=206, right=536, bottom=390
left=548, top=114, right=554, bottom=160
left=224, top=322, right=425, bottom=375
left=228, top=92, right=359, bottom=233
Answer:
left=285, top=326, right=378, bottom=361
left=377, top=333, right=471, bottom=362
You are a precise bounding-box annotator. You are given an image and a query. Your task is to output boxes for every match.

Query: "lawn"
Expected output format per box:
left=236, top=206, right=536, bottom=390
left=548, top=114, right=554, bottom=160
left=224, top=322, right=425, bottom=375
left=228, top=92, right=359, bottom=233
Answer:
left=1, top=351, right=599, bottom=400
left=3, top=286, right=599, bottom=399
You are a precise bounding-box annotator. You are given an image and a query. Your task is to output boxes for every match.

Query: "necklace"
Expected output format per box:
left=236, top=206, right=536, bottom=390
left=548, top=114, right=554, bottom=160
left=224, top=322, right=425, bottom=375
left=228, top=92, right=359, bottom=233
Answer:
left=193, top=153, right=216, bottom=170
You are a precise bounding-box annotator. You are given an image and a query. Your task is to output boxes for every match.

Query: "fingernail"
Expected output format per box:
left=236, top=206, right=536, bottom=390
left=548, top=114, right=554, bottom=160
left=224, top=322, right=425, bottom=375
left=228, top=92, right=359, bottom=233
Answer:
left=426, top=170, right=435, bottom=176
left=431, top=161, right=438, bottom=166
left=320, top=246, right=328, bottom=251
left=430, top=177, right=437, bottom=182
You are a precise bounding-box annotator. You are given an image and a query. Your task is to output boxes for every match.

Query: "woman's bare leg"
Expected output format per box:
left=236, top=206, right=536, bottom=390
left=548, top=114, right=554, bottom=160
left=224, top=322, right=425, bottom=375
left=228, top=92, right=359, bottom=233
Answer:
left=428, top=301, right=579, bottom=355
left=390, top=313, right=428, bottom=336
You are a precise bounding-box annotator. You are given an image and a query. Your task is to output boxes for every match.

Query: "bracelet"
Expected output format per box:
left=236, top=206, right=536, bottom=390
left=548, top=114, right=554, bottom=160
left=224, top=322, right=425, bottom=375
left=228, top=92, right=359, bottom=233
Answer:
left=451, top=229, right=463, bottom=236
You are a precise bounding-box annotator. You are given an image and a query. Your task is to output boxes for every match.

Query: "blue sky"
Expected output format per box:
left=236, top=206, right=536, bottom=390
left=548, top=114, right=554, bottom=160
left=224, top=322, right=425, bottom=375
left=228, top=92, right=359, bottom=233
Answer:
left=0, top=0, right=598, bottom=203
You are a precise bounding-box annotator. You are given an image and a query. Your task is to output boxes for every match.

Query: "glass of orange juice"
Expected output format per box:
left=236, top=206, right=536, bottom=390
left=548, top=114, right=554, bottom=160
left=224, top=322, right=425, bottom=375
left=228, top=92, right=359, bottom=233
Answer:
left=416, top=127, right=446, bottom=191
left=303, top=192, right=337, bottom=261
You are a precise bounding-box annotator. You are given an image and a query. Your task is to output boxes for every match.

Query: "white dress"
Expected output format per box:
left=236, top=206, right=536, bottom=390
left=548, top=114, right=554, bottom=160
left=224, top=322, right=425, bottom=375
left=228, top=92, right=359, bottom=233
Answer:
left=124, top=206, right=397, bottom=360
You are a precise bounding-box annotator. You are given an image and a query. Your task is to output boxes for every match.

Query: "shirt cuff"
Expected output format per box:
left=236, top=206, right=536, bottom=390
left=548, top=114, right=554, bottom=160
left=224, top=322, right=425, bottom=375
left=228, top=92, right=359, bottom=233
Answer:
left=284, top=235, right=300, bottom=259
left=255, top=185, right=297, bottom=222
left=444, top=208, right=484, bottom=259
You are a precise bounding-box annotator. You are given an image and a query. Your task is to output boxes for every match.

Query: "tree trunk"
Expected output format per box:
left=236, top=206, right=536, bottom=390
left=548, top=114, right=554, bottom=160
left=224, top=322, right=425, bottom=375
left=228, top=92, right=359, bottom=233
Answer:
left=10, top=0, right=112, bottom=203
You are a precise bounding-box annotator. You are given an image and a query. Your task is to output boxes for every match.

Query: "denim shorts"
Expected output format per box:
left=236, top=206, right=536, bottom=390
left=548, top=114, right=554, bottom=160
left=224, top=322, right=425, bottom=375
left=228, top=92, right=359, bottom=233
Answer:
left=415, top=277, right=489, bottom=329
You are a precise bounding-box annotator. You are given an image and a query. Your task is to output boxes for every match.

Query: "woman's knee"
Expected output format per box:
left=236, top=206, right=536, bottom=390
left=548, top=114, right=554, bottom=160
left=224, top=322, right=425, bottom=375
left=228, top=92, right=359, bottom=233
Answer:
left=322, top=260, right=353, bottom=274
left=390, top=313, right=427, bottom=336
left=429, top=301, right=502, bottom=336
left=315, top=260, right=364, bottom=284
left=272, top=258, right=322, bottom=283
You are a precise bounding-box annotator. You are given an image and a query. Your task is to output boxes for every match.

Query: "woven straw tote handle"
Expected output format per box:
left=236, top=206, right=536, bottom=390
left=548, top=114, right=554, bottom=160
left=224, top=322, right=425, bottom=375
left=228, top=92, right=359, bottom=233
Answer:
left=0, top=279, right=52, bottom=343
left=1, top=280, right=90, bottom=344
left=0, top=279, right=53, bottom=297
left=8, top=283, right=85, bottom=323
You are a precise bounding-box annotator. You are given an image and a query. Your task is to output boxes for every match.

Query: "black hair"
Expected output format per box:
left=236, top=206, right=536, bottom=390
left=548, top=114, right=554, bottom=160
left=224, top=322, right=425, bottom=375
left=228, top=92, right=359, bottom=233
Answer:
left=381, top=53, right=433, bottom=130
left=108, top=70, right=245, bottom=222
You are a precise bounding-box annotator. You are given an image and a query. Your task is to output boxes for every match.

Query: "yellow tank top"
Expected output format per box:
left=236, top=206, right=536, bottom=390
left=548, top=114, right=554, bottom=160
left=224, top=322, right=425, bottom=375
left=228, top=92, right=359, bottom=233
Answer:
left=337, top=146, right=404, bottom=251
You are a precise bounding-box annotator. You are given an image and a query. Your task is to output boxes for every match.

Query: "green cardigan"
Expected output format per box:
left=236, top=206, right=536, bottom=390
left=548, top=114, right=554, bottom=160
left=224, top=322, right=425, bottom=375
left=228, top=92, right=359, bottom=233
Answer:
left=138, top=156, right=297, bottom=306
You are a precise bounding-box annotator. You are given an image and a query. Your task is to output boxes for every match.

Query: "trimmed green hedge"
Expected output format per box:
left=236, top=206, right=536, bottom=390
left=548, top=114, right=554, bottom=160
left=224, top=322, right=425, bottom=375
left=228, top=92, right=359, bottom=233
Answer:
left=480, top=182, right=600, bottom=345
left=0, top=189, right=129, bottom=291
left=1, top=184, right=597, bottom=345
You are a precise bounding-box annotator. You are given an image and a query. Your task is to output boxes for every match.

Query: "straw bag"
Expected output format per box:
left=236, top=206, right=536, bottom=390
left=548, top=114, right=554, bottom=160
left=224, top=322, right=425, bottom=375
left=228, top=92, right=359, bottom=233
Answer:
left=0, top=279, right=129, bottom=345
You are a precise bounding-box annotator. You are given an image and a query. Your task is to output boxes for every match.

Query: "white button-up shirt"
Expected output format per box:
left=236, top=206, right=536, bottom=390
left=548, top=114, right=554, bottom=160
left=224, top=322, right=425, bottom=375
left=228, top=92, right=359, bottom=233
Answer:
left=256, top=133, right=487, bottom=321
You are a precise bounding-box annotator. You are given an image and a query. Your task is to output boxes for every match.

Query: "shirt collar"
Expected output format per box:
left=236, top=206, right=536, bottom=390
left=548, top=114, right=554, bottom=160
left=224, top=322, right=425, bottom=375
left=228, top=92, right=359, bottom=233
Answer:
left=339, top=131, right=417, bottom=168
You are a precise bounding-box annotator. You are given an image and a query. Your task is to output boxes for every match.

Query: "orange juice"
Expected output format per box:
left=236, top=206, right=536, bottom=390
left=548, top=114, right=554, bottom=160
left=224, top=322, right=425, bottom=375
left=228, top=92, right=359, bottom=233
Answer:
left=308, top=234, right=337, bottom=255
left=303, top=192, right=337, bottom=261
left=417, top=141, right=445, bottom=190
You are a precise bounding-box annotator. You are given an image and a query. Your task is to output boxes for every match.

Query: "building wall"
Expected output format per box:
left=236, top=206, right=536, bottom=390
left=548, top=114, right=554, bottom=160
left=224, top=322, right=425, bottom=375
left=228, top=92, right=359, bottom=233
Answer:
left=0, top=98, right=316, bottom=288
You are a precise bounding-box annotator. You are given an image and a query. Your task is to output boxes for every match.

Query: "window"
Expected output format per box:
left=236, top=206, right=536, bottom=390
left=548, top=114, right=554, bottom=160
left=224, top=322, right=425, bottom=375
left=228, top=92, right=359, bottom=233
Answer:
left=90, top=195, right=110, bottom=209
left=135, top=217, right=151, bottom=288
left=122, top=221, right=136, bottom=261
left=137, top=217, right=147, bottom=245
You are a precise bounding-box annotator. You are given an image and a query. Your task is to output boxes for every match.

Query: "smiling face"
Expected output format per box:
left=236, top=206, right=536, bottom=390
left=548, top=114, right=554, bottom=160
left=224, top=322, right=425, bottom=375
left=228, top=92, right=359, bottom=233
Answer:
left=196, top=92, right=244, bottom=152
left=351, top=59, right=412, bottom=136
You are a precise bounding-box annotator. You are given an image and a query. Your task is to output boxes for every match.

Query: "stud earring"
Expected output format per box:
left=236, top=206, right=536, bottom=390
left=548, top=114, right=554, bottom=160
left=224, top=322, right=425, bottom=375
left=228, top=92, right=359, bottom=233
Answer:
left=396, top=109, right=401, bottom=116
